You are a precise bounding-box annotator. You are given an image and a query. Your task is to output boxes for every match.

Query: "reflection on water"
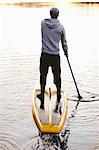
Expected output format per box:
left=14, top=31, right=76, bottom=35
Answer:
left=0, top=3, right=99, bottom=150
left=25, top=130, right=70, bottom=150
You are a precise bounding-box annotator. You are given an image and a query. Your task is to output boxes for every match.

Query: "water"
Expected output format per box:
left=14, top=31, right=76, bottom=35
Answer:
left=0, top=3, right=99, bottom=150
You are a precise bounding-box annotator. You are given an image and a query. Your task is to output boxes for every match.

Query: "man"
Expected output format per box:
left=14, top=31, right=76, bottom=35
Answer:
left=37, top=8, right=68, bottom=111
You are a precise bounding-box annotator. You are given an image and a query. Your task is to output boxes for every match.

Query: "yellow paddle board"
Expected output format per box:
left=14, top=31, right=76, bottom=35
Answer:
left=32, top=89, right=68, bottom=134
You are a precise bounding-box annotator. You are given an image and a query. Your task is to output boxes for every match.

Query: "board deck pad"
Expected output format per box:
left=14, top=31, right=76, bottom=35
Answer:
left=32, top=88, right=68, bottom=133
left=35, top=89, right=65, bottom=125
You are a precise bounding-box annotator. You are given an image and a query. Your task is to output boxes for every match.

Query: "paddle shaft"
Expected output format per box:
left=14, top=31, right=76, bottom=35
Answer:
left=66, top=56, right=82, bottom=99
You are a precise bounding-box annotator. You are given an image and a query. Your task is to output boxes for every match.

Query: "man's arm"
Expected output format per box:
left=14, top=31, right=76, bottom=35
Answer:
left=61, top=28, right=68, bottom=57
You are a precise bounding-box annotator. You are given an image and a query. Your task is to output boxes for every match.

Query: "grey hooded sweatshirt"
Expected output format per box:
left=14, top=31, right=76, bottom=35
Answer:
left=41, top=18, right=68, bottom=55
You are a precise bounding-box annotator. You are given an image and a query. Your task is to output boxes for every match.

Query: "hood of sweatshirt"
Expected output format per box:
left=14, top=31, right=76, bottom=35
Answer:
left=44, top=18, right=60, bottom=29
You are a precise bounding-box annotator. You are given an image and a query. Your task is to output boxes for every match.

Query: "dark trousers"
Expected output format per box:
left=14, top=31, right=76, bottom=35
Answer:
left=39, top=52, right=61, bottom=103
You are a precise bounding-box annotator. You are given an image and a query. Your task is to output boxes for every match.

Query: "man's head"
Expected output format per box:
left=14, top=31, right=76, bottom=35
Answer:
left=50, top=8, right=59, bottom=19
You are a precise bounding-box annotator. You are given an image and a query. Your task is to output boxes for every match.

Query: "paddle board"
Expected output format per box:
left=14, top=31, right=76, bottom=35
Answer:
left=32, top=88, right=68, bottom=134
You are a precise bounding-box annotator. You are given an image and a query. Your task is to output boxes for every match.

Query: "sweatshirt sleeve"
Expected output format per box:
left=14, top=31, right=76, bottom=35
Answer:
left=61, top=27, right=68, bottom=55
left=41, top=20, right=43, bottom=39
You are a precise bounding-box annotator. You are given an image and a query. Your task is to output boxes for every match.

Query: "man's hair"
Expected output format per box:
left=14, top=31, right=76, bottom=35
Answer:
left=50, top=8, right=59, bottom=19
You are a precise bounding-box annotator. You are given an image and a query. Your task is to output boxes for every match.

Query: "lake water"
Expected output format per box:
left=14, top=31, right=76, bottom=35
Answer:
left=0, top=3, right=99, bottom=150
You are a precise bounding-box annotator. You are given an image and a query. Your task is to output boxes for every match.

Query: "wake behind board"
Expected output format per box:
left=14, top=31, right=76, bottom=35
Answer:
left=32, top=89, right=68, bottom=134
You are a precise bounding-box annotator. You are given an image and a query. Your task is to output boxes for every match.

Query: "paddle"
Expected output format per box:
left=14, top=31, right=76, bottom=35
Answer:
left=66, top=56, right=82, bottom=99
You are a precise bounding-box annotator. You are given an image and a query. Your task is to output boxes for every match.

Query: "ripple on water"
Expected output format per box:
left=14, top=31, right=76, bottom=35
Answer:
left=68, top=93, right=99, bottom=102
left=0, top=133, right=22, bottom=150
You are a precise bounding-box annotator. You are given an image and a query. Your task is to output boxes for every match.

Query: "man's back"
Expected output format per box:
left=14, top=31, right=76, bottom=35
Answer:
left=41, top=18, right=66, bottom=55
